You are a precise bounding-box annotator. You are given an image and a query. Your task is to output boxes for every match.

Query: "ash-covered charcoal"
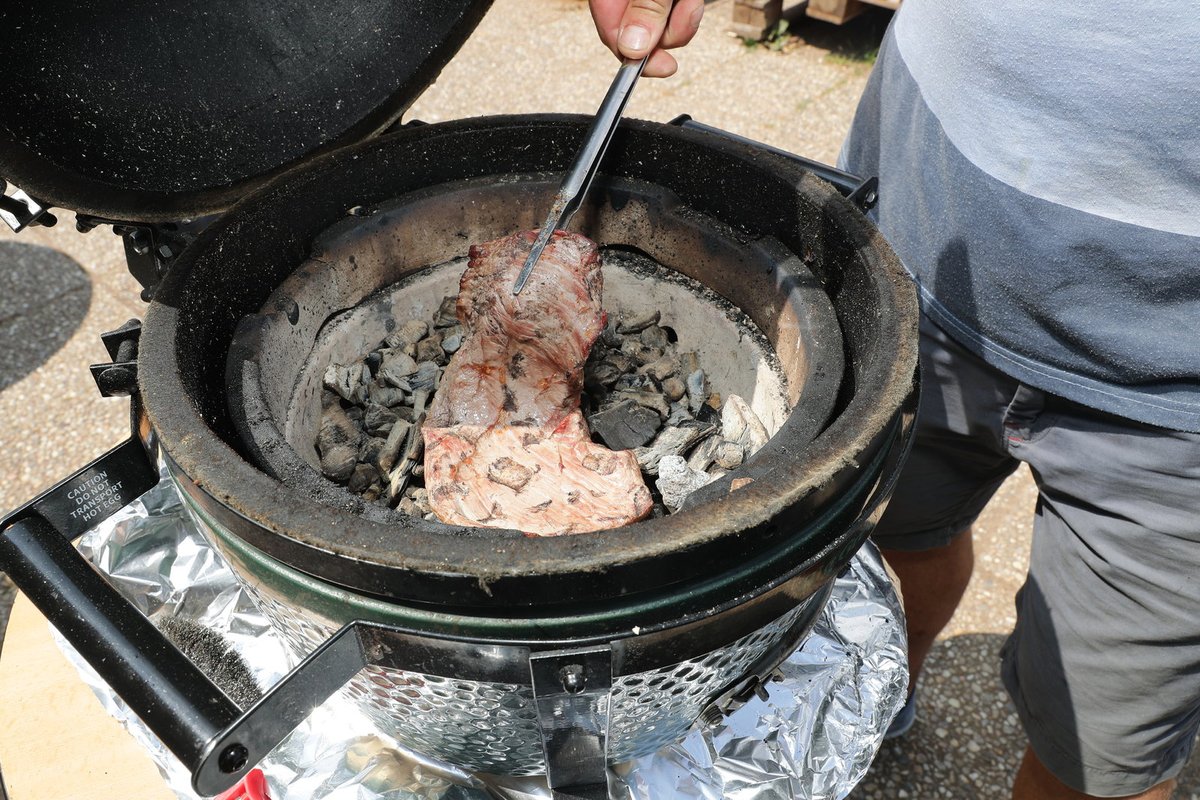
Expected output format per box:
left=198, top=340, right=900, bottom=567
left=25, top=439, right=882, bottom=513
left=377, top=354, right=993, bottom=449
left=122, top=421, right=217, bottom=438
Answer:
left=312, top=274, right=775, bottom=519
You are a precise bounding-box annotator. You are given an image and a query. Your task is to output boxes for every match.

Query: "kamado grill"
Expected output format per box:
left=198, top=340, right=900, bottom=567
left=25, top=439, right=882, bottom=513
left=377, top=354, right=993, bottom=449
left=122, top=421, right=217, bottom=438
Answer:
left=0, top=2, right=918, bottom=798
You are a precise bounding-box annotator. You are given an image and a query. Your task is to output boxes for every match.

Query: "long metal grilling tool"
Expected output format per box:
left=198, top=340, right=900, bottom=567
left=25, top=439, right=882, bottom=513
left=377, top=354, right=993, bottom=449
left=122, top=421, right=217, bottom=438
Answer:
left=512, top=55, right=648, bottom=295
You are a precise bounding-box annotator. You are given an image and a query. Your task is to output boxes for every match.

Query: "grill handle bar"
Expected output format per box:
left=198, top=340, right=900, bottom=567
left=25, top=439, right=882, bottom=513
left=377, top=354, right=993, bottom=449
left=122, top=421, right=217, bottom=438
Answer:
left=0, top=438, right=377, bottom=796
left=667, top=115, right=879, bottom=211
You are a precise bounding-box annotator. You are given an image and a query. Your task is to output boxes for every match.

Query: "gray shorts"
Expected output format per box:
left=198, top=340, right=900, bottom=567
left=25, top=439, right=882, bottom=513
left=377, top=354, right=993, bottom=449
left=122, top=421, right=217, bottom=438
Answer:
left=874, top=318, right=1200, bottom=796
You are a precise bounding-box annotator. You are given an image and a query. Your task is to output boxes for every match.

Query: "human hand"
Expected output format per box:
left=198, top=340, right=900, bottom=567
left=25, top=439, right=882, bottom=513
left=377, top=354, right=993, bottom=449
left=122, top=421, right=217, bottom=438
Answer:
left=589, top=0, right=705, bottom=78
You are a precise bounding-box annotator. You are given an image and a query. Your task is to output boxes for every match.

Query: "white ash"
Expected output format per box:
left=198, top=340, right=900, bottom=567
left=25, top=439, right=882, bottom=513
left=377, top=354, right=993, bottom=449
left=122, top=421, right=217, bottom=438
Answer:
left=314, top=298, right=773, bottom=518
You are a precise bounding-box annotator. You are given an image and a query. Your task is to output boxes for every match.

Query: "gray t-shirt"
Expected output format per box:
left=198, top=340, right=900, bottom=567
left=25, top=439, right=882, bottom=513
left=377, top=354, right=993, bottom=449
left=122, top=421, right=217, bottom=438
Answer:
left=840, top=1, right=1200, bottom=431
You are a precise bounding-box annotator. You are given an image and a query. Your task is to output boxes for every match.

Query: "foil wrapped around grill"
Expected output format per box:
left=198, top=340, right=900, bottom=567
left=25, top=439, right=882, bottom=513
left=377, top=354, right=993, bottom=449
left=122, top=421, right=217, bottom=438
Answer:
left=53, top=471, right=907, bottom=800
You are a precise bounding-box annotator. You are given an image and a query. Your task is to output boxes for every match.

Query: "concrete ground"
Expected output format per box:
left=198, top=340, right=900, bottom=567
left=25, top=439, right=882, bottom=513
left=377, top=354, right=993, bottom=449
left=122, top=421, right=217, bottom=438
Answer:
left=0, top=0, right=1195, bottom=797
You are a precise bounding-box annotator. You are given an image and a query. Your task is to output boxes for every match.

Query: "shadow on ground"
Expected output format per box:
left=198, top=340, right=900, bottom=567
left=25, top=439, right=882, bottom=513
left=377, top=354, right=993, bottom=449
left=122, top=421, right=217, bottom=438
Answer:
left=778, top=5, right=893, bottom=64
left=0, top=241, right=91, bottom=391
left=846, top=633, right=1200, bottom=799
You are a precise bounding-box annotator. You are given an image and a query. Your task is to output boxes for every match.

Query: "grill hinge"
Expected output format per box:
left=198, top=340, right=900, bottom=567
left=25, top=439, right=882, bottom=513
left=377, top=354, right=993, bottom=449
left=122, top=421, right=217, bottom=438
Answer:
left=0, top=180, right=56, bottom=232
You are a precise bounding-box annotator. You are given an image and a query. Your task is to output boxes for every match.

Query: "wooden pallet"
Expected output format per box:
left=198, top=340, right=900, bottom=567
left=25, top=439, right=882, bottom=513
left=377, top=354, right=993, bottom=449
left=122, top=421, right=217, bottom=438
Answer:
left=731, top=0, right=900, bottom=39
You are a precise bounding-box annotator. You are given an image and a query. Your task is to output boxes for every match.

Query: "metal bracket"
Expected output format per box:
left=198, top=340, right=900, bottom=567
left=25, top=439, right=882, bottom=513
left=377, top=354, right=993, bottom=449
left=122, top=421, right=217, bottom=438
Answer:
left=530, top=645, right=613, bottom=798
left=75, top=215, right=212, bottom=300
left=90, top=319, right=142, bottom=397
left=0, top=180, right=57, bottom=232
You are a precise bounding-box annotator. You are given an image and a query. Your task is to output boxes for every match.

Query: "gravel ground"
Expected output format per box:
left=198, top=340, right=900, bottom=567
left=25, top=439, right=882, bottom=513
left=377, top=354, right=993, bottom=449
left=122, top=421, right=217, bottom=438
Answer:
left=1, top=1, right=1196, bottom=797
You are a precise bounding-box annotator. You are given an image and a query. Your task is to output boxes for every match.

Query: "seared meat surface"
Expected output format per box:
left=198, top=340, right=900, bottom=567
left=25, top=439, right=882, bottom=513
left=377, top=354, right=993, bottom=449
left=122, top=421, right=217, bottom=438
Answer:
left=423, top=230, right=652, bottom=535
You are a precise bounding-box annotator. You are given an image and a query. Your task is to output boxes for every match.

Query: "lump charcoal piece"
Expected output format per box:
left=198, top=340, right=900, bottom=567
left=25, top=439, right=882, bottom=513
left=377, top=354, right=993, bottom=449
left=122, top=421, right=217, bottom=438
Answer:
left=640, top=355, right=677, bottom=382
left=620, top=338, right=664, bottom=366
left=679, top=351, right=700, bottom=376
left=385, top=319, right=428, bottom=354
left=415, top=336, right=446, bottom=365
left=686, top=369, right=709, bottom=415
left=424, top=230, right=651, bottom=535
left=364, top=402, right=398, bottom=436
left=634, top=422, right=716, bottom=475
left=662, top=376, right=687, bottom=402
left=667, top=400, right=694, bottom=427
left=686, top=434, right=723, bottom=472
left=715, top=440, right=746, bottom=470
left=617, top=309, right=660, bottom=335
left=364, top=351, right=382, bottom=375
left=376, top=419, right=412, bottom=474
left=316, top=406, right=360, bottom=483
left=323, top=363, right=369, bottom=405
left=369, top=386, right=408, bottom=408
left=639, top=324, right=670, bottom=350
left=359, top=436, right=386, bottom=465
left=377, top=351, right=418, bottom=388
left=433, top=296, right=459, bottom=328
left=589, top=399, right=663, bottom=450
left=441, top=329, right=464, bottom=354
left=722, top=394, right=770, bottom=453
left=410, top=361, right=441, bottom=393
left=613, top=389, right=670, bottom=420
left=348, top=463, right=380, bottom=494
left=613, top=373, right=658, bottom=393
left=656, top=455, right=716, bottom=512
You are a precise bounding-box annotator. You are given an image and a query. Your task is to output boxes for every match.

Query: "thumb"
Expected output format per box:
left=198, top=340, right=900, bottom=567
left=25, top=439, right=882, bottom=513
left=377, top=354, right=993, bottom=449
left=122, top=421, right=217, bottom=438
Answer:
left=616, top=0, right=673, bottom=60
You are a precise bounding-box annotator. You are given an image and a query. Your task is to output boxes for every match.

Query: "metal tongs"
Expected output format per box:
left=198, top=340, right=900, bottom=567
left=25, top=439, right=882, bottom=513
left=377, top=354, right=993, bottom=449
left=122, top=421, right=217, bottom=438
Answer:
left=512, top=55, right=649, bottom=295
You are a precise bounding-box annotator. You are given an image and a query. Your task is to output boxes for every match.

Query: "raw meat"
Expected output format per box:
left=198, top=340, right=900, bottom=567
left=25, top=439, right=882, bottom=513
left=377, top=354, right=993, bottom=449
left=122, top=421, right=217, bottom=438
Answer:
left=423, top=230, right=653, bottom=535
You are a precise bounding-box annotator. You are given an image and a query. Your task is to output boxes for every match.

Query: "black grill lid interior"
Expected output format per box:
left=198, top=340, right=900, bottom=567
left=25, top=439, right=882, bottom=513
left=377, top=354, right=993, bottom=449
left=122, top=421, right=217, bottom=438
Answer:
left=0, top=0, right=493, bottom=222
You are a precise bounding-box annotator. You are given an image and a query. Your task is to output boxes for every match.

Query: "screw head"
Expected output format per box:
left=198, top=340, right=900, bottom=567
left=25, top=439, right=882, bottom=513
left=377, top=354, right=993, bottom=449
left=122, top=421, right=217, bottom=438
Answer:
left=218, top=743, right=249, bottom=773
left=559, top=663, right=586, bottom=694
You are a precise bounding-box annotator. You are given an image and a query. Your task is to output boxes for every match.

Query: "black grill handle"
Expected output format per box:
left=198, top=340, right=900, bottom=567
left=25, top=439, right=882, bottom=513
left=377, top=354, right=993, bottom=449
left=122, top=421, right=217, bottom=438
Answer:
left=0, top=513, right=243, bottom=769
left=0, top=438, right=376, bottom=796
left=667, top=115, right=879, bottom=211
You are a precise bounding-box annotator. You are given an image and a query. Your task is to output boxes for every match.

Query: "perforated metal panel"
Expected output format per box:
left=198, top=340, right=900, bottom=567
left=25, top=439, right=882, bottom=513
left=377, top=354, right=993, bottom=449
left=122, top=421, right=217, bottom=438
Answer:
left=243, top=579, right=816, bottom=774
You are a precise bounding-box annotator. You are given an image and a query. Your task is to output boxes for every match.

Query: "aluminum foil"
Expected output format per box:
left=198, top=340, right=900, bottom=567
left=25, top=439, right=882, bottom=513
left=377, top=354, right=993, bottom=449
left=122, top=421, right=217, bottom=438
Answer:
left=54, top=474, right=907, bottom=800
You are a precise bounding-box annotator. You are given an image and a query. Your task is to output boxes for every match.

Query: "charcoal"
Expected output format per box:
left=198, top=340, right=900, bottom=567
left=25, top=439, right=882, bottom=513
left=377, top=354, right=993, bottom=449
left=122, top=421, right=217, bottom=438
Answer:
left=322, top=389, right=341, bottom=408
left=364, top=351, right=382, bottom=375
left=662, top=376, right=687, bottom=402
left=398, top=497, right=418, bottom=516
left=410, top=361, right=440, bottom=392
left=685, top=369, right=708, bottom=414
left=347, top=463, right=379, bottom=494
left=344, top=405, right=364, bottom=426
left=617, top=310, right=660, bottom=335
left=385, top=319, right=429, bottom=353
left=641, top=356, right=677, bottom=382
left=707, top=392, right=722, bottom=410
left=722, top=394, right=770, bottom=453
left=323, top=363, right=369, bottom=405
left=656, top=455, right=715, bottom=512
left=604, top=351, right=635, bottom=375
left=359, top=436, right=386, bottom=464
left=586, top=361, right=623, bottom=389
left=613, top=390, right=670, bottom=420
left=696, top=401, right=722, bottom=427
left=377, top=351, right=418, bottom=388
left=667, top=400, right=694, bottom=426
left=316, top=407, right=357, bottom=482
left=433, top=296, right=459, bottom=328
left=634, top=423, right=716, bottom=475
left=600, top=316, right=622, bottom=348
left=364, top=402, right=398, bottom=435
left=715, top=440, right=746, bottom=470
left=639, top=325, right=670, bottom=350
left=620, top=338, right=663, bottom=366
left=412, top=463, right=425, bottom=478
left=410, top=387, right=431, bottom=416
left=679, top=352, right=700, bottom=376
left=440, top=330, right=464, bottom=354
left=614, top=372, right=658, bottom=393
left=415, top=337, right=446, bottom=365
left=393, top=405, right=417, bottom=424
left=589, top=399, right=662, bottom=450
left=363, top=482, right=383, bottom=502
left=686, top=435, right=723, bottom=472
left=376, top=419, right=411, bottom=473
left=369, top=386, right=407, bottom=407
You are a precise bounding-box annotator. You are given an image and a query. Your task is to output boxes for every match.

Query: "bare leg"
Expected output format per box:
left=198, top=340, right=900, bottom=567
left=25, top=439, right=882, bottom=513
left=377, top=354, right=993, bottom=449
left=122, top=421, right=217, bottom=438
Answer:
left=1013, top=746, right=1175, bottom=799
left=881, top=528, right=974, bottom=689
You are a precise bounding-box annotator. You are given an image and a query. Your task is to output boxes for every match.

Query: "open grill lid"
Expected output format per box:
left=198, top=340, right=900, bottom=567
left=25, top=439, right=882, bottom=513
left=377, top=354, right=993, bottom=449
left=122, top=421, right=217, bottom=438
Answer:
left=0, top=0, right=493, bottom=222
